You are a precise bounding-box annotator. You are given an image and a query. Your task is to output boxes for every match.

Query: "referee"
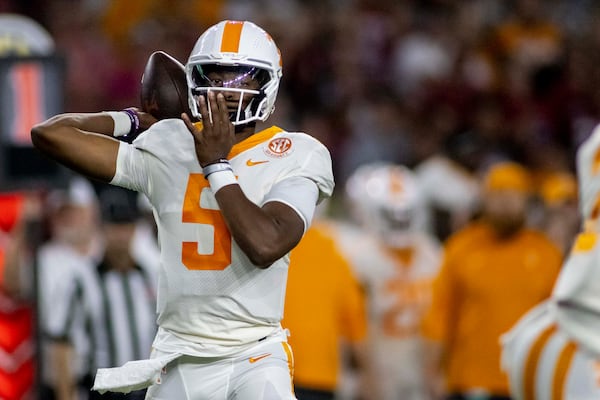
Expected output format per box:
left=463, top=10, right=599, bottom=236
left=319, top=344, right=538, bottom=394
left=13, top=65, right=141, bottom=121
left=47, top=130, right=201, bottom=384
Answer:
left=88, top=186, right=158, bottom=400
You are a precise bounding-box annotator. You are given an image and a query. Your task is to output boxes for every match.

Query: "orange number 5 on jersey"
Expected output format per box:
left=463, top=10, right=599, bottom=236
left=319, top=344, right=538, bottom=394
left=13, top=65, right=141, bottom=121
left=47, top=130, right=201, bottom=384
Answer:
left=181, top=173, right=232, bottom=270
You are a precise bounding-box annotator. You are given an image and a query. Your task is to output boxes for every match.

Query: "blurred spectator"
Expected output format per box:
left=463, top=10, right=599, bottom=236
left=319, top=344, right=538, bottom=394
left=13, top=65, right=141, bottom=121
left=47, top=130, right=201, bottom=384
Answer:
left=283, top=215, right=368, bottom=400
left=491, top=0, right=564, bottom=97
left=341, top=162, right=442, bottom=400
left=421, top=161, right=563, bottom=400
left=390, top=4, right=456, bottom=102
left=338, top=94, right=412, bottom=184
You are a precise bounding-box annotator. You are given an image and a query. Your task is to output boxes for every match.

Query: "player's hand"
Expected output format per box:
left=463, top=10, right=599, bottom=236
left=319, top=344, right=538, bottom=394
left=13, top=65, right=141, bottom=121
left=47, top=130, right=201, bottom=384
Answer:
left=182, top=91, right=235, bottom=167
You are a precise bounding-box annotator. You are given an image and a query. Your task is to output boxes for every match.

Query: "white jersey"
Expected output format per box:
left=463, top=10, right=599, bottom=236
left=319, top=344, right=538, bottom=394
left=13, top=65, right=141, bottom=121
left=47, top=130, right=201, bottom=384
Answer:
left=328, top=221, right=442, bottom=400
left=414, top=155, right=481, bottom=223
left=111, top=120, right=334, bottom=357
left=501, top=301, right=600, bottom=400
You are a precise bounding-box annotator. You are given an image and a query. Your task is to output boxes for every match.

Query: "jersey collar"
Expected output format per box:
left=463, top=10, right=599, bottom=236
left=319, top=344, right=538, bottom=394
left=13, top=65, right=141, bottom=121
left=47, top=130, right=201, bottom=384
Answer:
left=227, top=126, right=283, bottom=159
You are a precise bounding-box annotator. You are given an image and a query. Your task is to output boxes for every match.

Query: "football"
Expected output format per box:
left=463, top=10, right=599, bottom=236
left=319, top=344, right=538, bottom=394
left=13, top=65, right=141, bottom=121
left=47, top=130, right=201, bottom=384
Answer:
left=140, top=51, right=191, bottom=120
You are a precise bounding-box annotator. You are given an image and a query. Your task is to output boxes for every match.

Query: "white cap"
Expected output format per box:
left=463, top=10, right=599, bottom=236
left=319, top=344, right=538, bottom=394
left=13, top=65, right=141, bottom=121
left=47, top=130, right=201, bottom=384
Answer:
left=47, top=177, right=98, bottom=212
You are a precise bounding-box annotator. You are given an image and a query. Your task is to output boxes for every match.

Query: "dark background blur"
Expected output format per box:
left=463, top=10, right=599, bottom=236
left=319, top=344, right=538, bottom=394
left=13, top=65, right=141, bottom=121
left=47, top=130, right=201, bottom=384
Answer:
left=2, top=0, right=599, bottom=198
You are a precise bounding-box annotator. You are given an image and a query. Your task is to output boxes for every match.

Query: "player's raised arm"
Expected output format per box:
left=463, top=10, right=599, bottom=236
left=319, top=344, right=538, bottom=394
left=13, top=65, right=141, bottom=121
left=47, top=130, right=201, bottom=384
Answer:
left=31, top=110, right=156, bottom=182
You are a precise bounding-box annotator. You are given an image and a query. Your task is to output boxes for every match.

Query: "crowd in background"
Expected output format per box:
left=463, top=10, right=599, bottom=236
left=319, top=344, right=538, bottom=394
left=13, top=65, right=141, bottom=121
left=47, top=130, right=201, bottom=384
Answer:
left=1, top=0, right=599, bottom=399
left=4, top=0, right=600, bottom=194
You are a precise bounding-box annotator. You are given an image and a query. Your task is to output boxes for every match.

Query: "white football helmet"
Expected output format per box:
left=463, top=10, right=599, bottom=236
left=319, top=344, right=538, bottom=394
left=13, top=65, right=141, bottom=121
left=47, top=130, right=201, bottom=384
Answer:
left=345, top=162, right=428, bottom=247
left=186, top=20, right=283, bottom=126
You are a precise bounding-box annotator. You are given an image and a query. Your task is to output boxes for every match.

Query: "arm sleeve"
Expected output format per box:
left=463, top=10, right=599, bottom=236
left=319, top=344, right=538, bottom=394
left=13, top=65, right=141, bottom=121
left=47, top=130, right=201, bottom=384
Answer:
left=262, top=176, right=319, bottom=233
left=110, top=141, right=151, bottom=196
left=292, top=138, right=335, bottom=203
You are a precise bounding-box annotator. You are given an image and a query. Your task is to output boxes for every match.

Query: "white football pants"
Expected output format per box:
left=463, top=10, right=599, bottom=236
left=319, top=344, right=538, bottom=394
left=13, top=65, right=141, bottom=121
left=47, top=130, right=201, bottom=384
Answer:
left=144, top=339, right=296, bottom=400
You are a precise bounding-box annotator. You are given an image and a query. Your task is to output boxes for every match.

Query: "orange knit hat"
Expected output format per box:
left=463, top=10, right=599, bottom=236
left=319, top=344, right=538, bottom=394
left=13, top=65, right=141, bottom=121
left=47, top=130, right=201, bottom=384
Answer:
left=539, top=172, right=577, bottom=206
left=483, top=162, right=533, bottom=193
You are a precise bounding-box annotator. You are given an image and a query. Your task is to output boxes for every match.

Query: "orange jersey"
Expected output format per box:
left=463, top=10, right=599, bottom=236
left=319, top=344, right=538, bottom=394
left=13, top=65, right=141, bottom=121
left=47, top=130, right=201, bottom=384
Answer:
left=421, top=222, right=562, bottom=394
left=282, top=221, right=367, bottom=391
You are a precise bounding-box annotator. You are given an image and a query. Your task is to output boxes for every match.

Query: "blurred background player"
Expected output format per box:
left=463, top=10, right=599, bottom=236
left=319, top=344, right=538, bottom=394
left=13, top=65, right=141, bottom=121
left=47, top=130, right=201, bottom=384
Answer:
left=501, top=124, right=600, bottom=400
left=421, top=161, right=563, bottom=400
left=282, top=207, right=368, bottom=400
left=338, top=162, right=442, bottom=400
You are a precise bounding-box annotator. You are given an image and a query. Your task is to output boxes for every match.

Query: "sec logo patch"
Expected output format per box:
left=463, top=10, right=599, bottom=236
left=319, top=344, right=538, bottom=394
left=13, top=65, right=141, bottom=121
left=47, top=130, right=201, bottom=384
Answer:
left=265, top=137, right=293, bottom=158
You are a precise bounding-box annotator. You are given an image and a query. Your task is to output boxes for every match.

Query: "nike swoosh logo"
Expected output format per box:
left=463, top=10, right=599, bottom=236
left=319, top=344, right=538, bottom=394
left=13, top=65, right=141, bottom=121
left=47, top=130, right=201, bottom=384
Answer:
left=246, top=159, right=269, bottom=166
left=249, top=353, right=272, bottom=363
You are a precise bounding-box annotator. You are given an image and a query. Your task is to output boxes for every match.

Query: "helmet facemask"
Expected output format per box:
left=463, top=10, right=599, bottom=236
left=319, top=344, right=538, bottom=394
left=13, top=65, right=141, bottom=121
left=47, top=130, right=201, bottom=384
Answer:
left=375, top=203, right=422, bottom=248
left=187, top=63, right=272, bottom=126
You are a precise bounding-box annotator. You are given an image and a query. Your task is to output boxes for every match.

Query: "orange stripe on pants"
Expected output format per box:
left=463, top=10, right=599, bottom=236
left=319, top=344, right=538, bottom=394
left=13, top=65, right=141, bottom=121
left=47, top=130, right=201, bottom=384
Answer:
left=523, top=325, right=556, bottom=400
left=281, top=342, right=295, bottom=395
left=551, top=341, right=577, bottom=400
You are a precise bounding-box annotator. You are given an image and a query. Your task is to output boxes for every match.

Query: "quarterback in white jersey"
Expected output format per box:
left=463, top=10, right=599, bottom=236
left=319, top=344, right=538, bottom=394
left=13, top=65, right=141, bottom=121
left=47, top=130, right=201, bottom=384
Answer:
left=339, top=162, right=442, bottom=400
left=115, top=122, right=332, bottom=354
left=501, top=124, right=600, bottom=400
left=31, top=20, right=334, bottom=400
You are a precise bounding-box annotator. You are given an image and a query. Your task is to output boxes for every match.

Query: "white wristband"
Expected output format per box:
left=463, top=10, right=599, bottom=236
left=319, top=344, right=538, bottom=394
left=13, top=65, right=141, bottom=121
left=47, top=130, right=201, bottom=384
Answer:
left=106, top=111, right=131, bottom=137
left=208, top=170, right=238, bottom=193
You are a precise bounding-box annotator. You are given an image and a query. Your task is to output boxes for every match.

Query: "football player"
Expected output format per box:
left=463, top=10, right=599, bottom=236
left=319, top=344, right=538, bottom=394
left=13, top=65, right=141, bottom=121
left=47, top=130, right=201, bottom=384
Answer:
left=338, top=162, right=442, bottom=400
left=31, top=20, right=334, bottom=400
left=501, top=125, right=600, bottom=400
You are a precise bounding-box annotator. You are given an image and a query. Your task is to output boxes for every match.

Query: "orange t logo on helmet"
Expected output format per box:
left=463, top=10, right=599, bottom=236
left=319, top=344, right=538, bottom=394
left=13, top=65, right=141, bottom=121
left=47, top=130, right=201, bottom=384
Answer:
left=220, top=21, right=244, bottom=53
